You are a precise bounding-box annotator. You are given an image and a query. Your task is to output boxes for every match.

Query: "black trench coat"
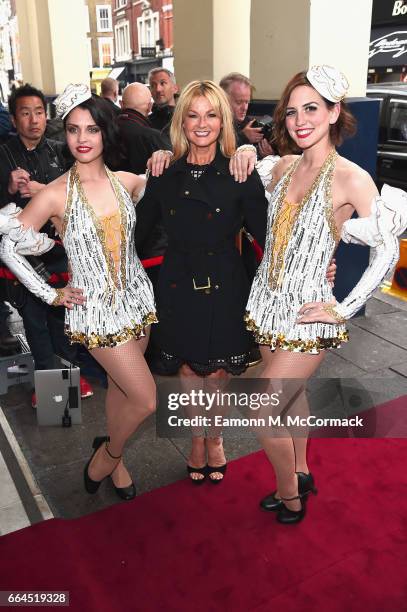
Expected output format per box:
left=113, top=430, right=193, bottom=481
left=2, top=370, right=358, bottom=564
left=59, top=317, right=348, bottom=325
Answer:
left=135, top=148, right=267, bottom=365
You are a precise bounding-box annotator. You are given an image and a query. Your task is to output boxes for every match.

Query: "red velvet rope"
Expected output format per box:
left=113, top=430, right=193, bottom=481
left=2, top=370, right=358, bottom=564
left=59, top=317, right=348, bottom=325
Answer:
left=0, top=256, right=165, bottom=284
left=0, top=244, right=263, bottom=283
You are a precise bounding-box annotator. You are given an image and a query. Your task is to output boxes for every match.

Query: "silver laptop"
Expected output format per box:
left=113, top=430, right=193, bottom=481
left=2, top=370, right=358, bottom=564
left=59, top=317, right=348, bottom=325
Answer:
left=34, top=362, right=82, bottom=426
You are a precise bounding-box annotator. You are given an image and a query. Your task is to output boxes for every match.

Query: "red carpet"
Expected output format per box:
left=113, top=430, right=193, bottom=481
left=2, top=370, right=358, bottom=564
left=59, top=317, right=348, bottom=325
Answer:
left=1, top=435, right=407, bottom=610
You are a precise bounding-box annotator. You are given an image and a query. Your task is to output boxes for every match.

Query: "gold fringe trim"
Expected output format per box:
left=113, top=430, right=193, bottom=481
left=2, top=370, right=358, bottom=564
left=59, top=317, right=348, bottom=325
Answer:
left=244, top=312, right=349, bottom=353
left=60, top=168, right=76, bottom=239
left=66, top=312, right=158, bottom=349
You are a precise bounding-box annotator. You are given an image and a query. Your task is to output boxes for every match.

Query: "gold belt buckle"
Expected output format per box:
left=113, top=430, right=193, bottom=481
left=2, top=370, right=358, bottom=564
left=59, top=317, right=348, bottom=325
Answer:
left=193, top=277, right=211, bottom=291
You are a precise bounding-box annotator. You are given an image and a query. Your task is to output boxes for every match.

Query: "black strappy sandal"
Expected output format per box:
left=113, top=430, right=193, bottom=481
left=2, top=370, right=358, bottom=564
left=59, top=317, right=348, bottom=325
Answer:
left=187, top=464, right=207, bottom=485
left=207, top=463, right=227, bottom=484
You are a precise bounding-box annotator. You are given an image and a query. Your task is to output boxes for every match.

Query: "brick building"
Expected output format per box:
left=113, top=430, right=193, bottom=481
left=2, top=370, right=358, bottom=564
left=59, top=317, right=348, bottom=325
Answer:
left=85, top=0, right=114, bottom=94
left=0, top=0, right=21, bottom=102
left=111, top=0, right=173, bottom=85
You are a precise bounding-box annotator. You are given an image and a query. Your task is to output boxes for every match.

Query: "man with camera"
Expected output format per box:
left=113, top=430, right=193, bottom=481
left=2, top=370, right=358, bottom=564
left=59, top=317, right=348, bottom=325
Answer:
left=0, top=84, right=93, bottom=404
left=219, top=72, right=275, bottom=158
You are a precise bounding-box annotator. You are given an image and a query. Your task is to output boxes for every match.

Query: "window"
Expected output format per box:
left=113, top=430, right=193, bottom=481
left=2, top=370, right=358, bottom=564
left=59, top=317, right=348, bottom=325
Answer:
left=389, top=99, right=407, bottom=143
left=137, top=10, right=159, bottom=53
left=116, top=0, right=126, bottom=8
left=115, top=21, right=131, bottom=60
left=96, top=5, right=112, bottom=32
left=99, top=38, right=114, bottom=67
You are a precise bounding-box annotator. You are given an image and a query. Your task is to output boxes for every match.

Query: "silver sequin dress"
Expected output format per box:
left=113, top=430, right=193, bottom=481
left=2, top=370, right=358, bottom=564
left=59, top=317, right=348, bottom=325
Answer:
left=245, top=150, right=348, bottom=353
left=59, top=165, right=157, bottom=348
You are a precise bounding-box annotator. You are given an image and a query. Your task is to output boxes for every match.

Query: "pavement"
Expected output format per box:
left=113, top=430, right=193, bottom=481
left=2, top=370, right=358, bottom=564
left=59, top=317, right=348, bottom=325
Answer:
left=0, top=288, right=406, bottom=535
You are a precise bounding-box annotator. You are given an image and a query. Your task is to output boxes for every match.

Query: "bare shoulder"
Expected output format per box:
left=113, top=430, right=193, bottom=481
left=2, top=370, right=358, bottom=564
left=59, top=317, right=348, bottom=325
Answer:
left=268, top=154, right=299, bottom=187
left=17, top=171, right=69, bottom=230
left=334, top=155, right=378, bottom=216
left=115, top=170, right=145, bottom=193
left=335, top=156, right=377, bottom=197
left=32, top=172, right=68, bottom=210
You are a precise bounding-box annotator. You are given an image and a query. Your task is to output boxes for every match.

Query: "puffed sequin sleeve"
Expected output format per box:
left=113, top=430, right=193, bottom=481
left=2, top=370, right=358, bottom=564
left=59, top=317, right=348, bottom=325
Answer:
left=335, top=184, right=407, bottom=320
left=0, top=203, right=58, bottom=305
left=255, top=155, right=280, bottom=188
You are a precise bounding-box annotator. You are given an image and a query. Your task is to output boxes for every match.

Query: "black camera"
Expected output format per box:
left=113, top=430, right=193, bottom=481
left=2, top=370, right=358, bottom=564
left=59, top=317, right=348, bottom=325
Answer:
left=251, top=115, right=274, bottom=141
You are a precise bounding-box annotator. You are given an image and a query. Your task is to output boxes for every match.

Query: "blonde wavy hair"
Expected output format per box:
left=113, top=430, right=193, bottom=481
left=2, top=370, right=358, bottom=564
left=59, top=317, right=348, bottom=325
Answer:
left=170, top=80, right=236, bottom=160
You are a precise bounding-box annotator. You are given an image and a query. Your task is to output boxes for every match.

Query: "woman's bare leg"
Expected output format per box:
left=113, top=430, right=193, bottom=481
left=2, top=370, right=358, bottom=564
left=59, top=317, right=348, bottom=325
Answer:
left=180, top=365, right=230, bottom=481
left=258, top=346, right=325, bottom=510
left=205, top=369, right=230, bottom=481
left=86, top=330, right=155, bottom=484
left=180, top=364, right=206, bottom=481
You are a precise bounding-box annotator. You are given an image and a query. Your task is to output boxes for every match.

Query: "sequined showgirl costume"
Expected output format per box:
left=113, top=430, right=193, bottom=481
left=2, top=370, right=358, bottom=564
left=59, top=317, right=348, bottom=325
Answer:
left=245, top=150, right=407, bottom=353
left=0, top=164, right=157, bottom=349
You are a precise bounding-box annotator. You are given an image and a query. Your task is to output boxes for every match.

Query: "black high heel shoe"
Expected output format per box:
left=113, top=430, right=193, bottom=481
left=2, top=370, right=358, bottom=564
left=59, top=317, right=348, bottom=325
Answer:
left=297, top=471, right=317, bottom=497
left=187, top=464, right=207, bottom=485
left=260, top=472, right=317, bottom=512
left=207, top=463, right=227, bottom=484
left=84, top=436, right=110, bottom=494
left=109, top=444, right=136, bottom=501
left=277, top=495, right=306, bottom=524
left=84, top=437, right=136, bottom=500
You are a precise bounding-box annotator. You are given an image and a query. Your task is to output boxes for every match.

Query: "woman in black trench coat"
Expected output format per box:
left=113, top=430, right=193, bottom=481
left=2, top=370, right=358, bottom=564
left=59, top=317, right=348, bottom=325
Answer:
left=135, top=80, right=267, bottom=482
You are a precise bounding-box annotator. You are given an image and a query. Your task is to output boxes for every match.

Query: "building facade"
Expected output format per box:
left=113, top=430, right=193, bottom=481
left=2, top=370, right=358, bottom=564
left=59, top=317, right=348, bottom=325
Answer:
left=111, top=0, right=173, bottom=85
left=0, top=0, right=21, bottom=102
left=369, top=0, right=407, bottom=83
left=85, top=0, right=114, bottom=94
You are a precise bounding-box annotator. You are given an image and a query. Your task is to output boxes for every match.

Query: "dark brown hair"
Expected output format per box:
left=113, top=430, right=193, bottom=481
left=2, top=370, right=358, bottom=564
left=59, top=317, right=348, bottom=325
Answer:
left=273, top=71, right=357, bottom=154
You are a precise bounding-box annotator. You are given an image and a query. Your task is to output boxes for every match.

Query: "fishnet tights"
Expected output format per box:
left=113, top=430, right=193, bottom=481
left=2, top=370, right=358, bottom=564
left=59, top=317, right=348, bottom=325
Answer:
left=257, top=347, right=325, bottom=502
left=180, top=364, right=230, bottom=478
left=88, top=331, right=155, bottom=484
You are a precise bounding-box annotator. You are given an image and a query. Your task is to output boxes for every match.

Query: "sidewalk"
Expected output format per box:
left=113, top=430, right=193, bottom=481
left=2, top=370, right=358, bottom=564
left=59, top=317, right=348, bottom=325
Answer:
left=0, top=291, right=406, bottom=533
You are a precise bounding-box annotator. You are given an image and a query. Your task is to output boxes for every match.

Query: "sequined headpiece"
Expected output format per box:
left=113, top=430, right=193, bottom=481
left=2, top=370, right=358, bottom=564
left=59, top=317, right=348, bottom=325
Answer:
left=306, top=65, right=349, bottom=103
left=54, top=83, right=92, bottom=119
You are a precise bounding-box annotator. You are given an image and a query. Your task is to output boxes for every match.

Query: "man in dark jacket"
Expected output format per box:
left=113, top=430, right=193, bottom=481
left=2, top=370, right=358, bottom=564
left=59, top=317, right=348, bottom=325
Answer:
left=219, top=72, right=274, bottom=157
left=118, top=81, right=170, bottom=272
left=0, top=101, right=13, bottom=144
left=100, top=77, right=121, bottom=116
left=0, top=84, right=92, bottom=403
left=118, top=82, right=170, bottom=175
left=0, top=100, right=19, bottom=353
left=148, top=68, right=178, bottom=135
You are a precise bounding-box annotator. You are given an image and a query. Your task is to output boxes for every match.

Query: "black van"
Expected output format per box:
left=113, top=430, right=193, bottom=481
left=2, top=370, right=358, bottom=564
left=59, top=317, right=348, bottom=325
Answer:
left=366, top=83, right=407, bottom=190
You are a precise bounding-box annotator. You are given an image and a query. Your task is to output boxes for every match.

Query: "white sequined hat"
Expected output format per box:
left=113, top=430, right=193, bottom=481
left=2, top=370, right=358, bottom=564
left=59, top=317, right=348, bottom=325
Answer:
left=306, top=65, right=349, bottom=103
left=54, top=83, right=92, bottom=119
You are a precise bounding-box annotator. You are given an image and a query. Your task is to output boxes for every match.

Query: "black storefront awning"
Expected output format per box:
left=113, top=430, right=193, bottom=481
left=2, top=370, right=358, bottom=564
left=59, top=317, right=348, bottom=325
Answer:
left=369, top=26, right=407, bottom=67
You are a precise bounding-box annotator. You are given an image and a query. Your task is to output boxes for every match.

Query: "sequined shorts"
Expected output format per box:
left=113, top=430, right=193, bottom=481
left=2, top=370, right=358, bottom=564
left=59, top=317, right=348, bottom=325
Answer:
left=66, top=312, right=158, bottom=349
left=244, top=314, right=349, bottom=354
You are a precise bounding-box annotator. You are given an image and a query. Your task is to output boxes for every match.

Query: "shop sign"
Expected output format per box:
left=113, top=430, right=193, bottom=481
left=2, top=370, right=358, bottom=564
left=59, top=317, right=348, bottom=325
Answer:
left=369, top=27, right=407, bottom=66
left=372, top=0, right=407, bottom=26
left=141, top=47, right=156, bottom=58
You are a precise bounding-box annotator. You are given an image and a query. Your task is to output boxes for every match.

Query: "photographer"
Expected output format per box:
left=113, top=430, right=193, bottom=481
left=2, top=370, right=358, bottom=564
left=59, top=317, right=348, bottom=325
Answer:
left=219, top=72, right=275, bottom=158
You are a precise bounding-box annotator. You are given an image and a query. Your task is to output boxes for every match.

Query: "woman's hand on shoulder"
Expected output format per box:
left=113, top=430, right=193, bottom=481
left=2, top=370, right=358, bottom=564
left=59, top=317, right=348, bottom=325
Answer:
left=229, top=145, right=257, bottom=183
left=146, top=149, right=173, bottom=177
left=116, top=171, right=146, bottom=202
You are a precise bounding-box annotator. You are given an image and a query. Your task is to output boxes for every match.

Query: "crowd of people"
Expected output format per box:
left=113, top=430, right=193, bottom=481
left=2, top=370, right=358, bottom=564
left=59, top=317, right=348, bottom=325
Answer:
left=0, top=64, right=406, bottom=524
